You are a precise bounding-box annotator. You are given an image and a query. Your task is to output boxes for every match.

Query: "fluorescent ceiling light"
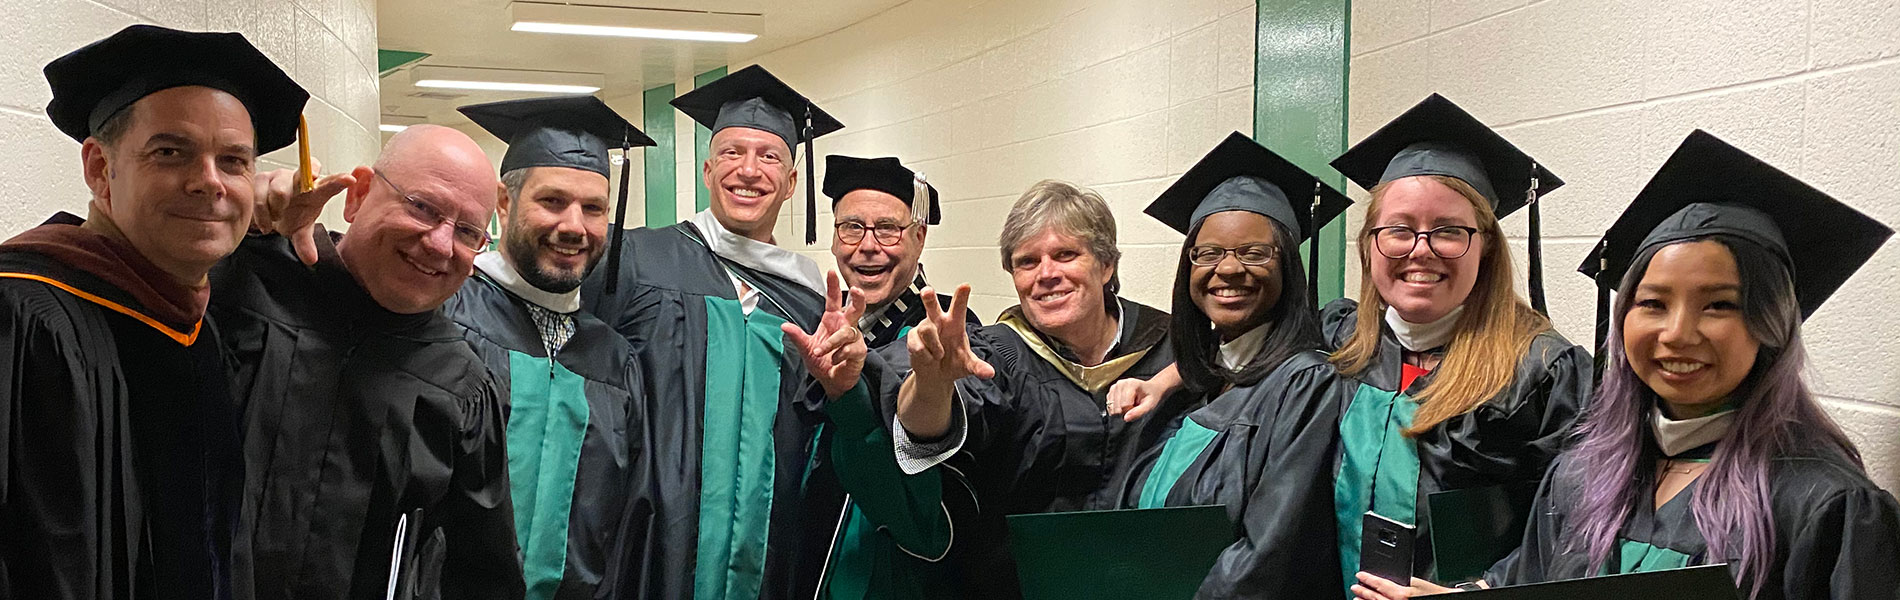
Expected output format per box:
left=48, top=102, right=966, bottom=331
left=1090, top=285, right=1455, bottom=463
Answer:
left=509, top=2, right=761, bottom=43
left=408, top=65, right=604, bottom=95
left=380, top=114, right=426, bottom=133
left=379, top=123, right=409, bottom=133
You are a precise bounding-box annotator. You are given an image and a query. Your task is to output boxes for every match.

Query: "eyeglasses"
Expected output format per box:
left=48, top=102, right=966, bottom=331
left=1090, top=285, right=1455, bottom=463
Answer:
left=1187, top=243, right=1278, bottom=266
left=1367, top=225, right=1480, bottom=259
left=835, top=220, right=918, bottom=246
left=373, top=169, right=491, bottom=252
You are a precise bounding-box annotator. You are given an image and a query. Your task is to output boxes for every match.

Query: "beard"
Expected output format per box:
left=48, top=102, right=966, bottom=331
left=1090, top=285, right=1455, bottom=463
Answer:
left=503, top=226, right=596, bottom=294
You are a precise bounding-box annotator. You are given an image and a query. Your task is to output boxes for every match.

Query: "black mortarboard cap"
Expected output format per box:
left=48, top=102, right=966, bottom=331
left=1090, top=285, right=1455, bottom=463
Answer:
left=44, top=24, right=308, bottom=153
left=670, top=64, right=845, bottom=244
left=458, top=94, right=652, bottom=179
left=1330, top=94, right=1562, bottom=215
left=1146, top=132, right=1351, bottom=241
left=1332, top=94, right=1565, bottom=314
left=822, top=155, right=941, bottom=225
left=1580, top=130, right=1892, bottom=321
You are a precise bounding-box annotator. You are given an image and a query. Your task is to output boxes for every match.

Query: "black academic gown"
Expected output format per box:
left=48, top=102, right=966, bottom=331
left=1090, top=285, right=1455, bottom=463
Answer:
left=913, top=297, right=1174, bottom=599
left=0, top=219, right=241, bottom=600
left=581, top=222, right=931, bottom=600
left=1487, top=442, right=1900, bottom=600
left=441, top=270, right=641, bottom=600
left=1319, top=298, right=1591, bottom=589
left=213, top=232, right=521, bottom=600
left=1115, top=351, right=1345, bottom=599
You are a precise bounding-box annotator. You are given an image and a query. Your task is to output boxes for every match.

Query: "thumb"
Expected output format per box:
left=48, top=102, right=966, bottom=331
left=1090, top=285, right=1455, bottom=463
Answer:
left=967, top=355, right=995, bottom=380
left=292, top=226, right=319, bottom=266
left=780, top=322, right=814, bottom=355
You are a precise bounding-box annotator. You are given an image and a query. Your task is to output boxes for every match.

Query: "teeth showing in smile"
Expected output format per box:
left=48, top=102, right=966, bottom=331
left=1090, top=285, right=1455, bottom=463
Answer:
left=550, top=247, right=582, bottom=256
left=1034, top=290, right=1073, bottom=302
left=1404, top=272, right=1445, bottom=283
left=853, top=265, right=890, bottom=276
left=1210, top=288, right=1250, bottom=298
left=1659, top=360, right=1705, bottom=374
left=730, top=188, right=764, bottom=198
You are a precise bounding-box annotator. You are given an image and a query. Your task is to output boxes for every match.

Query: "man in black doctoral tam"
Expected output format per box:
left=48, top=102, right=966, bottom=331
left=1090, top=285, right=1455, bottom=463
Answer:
left=0, top=24, right=303, bottom=600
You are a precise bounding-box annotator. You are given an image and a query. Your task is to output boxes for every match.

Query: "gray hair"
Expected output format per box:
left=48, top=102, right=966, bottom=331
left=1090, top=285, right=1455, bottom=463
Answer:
left=997, top=179, right=1121, bottom=291
left=500, top=167, right=532, bottom=201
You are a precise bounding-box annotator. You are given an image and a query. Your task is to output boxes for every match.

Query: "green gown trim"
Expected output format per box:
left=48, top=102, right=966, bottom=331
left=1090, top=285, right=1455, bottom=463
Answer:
left=695, top=296, right=787, bottom=600
left=1137, top=416, right=1221, bottom=509
left=504, top=350, right=590, bottom=600
left=1335, top=382, right=1421, bottom=593
left=1609, top=539, right=1695, bottom=575
left=821, top=377, right=951, bottom=600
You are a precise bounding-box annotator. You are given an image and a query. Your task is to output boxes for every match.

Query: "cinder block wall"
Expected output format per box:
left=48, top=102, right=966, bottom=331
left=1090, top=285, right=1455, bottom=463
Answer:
left=0, top=0, right=383, bottom=232
left=1348, top=0, right=1900, bottom=491
left=720, top=0, right=1260, bottom=320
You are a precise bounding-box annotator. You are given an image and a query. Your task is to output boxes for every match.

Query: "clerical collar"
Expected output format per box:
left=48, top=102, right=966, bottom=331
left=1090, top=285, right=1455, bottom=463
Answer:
left=1652, top=405, right=1736, bottom=457
left=1218, top=322, right=1271, bottom=371
left=1384, top=305, right=1464, bottom=352
left=474, top=250, right=580, bottom=313
left=689, top=209, right=824, bottom=295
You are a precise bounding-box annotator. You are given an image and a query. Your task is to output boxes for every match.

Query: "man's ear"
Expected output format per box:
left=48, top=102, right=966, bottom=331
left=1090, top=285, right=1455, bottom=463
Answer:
left=342, top=165, right=375, bottom=223
left=494, top=181, right=513, bottom=233
left=81, top=138, right=114, bottom=210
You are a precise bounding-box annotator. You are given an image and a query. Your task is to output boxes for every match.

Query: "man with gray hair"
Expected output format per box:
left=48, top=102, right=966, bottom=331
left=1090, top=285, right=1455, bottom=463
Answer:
left=893, top=179, right=1176, bottom=599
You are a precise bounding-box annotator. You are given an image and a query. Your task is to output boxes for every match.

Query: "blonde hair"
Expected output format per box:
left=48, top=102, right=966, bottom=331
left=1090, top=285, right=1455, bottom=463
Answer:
left=1330, top=175, right=1552, bottom=435
left=997, top=180, right=1122, bottom=291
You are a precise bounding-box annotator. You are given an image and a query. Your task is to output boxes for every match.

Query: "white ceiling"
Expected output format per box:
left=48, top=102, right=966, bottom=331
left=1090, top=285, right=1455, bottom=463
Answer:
left=376, top=0, right=907, bottom=126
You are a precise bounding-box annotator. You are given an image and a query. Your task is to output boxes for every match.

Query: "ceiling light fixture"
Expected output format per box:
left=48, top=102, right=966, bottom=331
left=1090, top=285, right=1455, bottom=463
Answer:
left=509, top=2, right=762, bottom=43
left=409, top=65, right=604, bottom=94
left=380, top=114, right=427, bottom=134
left=379, top=123, right=409, bottom=133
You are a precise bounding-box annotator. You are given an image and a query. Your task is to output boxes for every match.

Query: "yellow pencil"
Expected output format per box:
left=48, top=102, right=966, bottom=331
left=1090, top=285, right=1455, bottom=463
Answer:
left=296, top=114, right=314, bottom=193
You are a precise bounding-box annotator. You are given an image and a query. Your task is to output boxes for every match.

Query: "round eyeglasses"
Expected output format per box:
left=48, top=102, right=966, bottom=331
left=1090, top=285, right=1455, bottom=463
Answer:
left=835, top=220, right=918, bottom=246
left=373, top=169, right=491, bottom=252
left=1366, top=225, right=1479, bottom=259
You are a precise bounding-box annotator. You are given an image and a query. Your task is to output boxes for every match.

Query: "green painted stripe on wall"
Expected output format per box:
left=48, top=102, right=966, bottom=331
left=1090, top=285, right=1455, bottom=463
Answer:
left=1255, top=0, right=1351, bottom=302
left=643, top=84, right=677, bottom=228
left=693, top=67, right=728, bottom=213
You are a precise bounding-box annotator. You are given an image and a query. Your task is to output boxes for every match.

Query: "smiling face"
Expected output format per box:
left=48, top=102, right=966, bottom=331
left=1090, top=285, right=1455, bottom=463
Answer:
left=1367, top=176, right=1485, bottom=323
left=831, top=189, right=926, bottom=309
left=501, top=166, right=610, bottom=293
left=1623, top=240, right=1761, bottom=417
left=1009, top=226, right=1115, bottom=341
left=1188, top=211, right=1284, bottom=340
left=83, top=86, right=257, bottom=285
left=336, top=125, right=499, bottom=314
left=704, top=126, right=796, bottom=241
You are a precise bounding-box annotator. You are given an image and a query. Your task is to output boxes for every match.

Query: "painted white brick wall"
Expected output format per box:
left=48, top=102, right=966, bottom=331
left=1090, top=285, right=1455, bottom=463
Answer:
left=1349, top=0, right=1900, bottom=492
left=0, top=0, right=382, bottom=232
left=686, top=0, right=1260, bottom=321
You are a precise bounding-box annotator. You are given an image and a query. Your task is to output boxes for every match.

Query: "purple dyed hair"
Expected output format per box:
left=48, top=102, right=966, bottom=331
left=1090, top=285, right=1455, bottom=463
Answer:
left=1563, top=235, right=1862, bottom=600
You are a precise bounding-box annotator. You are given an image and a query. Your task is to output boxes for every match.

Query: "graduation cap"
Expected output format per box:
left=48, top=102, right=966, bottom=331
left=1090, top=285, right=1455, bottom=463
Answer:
left=458, top=95, right=655, bottom=294
left=44, top=24, right=308, bottom=153
left=1147, top=132, right=1353, bottom=304
left=822, top=155, right=940, bottom=225
left=671, top=65, right=845, bottom=244
left=1579, top=130, right=1893, bottom=350
left=1331, top=94, right=1564, bottom=314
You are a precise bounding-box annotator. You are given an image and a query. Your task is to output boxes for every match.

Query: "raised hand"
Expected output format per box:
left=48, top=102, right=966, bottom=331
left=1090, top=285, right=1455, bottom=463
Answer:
left=252, top=162, right=354, bottom=266
left=782, top=271, right=869, bottom=399
left=906, top=284, right=994, bottom=386
left=896, top=284, right=993, bottom=440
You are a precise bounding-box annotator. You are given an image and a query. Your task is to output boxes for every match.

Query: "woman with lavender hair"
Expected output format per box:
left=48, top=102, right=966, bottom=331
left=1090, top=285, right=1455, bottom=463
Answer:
left=1355, top=131, right=1900, bottom=600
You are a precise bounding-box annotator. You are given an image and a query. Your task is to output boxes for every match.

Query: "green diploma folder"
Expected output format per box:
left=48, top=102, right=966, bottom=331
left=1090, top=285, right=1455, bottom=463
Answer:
left=1006, top=505, right=1234, bottom=600
left=1460, top=564, right=1738, bottom=599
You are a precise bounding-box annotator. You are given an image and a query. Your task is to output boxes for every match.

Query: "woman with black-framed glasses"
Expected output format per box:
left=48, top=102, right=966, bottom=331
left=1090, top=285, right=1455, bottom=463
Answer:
left=1322, top=95, right=1594, bottom=595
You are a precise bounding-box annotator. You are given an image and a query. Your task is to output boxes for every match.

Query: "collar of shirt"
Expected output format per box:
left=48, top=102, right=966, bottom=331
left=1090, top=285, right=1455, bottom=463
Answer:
left=1218, top=321, right=1273, bottom=371
left=690, top=209, right=825, bottom=296
left=1651, top=405, right=1737, bottom=457
left=474, top=250, right=581, bottom=313
left=1384, top=304, right=1465, bottom=352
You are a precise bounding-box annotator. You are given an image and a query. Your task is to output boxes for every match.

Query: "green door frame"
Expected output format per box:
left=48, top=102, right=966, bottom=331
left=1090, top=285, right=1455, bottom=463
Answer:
left=1254, top=0, right=1351, bottom=302
left=643, top=84, right=678, bottom=228
left=693, top=67, right=729, bottom=213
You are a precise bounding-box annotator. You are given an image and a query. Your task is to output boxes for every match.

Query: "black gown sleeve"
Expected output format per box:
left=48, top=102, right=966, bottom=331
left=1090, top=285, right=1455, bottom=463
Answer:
left=0, top=290, right=100, bottom=598
left=1780, top=485, right=1900, bottom=600
left=1199, top=363, right=1345, bottom=598
left=1481, top=455, right=1573, bottom=587
left=434, top=375, right=524, bottom=600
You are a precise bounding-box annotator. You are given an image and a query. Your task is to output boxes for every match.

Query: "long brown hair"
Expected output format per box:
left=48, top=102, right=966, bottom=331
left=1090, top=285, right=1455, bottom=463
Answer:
left=1330, top=175, right=1551, bottom=434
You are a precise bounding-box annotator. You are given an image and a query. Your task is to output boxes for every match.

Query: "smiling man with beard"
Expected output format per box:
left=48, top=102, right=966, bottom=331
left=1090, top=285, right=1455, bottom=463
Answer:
left=439, top=95, right=655, bottom=600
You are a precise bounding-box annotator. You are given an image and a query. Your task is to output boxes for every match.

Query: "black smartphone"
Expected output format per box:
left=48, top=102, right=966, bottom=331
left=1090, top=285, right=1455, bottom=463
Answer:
left=1360, top=511, right=1416, bottom=586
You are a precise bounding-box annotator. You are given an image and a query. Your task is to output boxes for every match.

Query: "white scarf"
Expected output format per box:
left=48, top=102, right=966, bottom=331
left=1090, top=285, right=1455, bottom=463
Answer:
left=474, top=250, right=580, bottom=313
left=1384, top=305, right=1465, bottom=352
left=1651, top=406, right=1736, bottom=457
left=1218, top=323, right=1272, bottom=371
left=690, top=210, right=825, bottom=296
